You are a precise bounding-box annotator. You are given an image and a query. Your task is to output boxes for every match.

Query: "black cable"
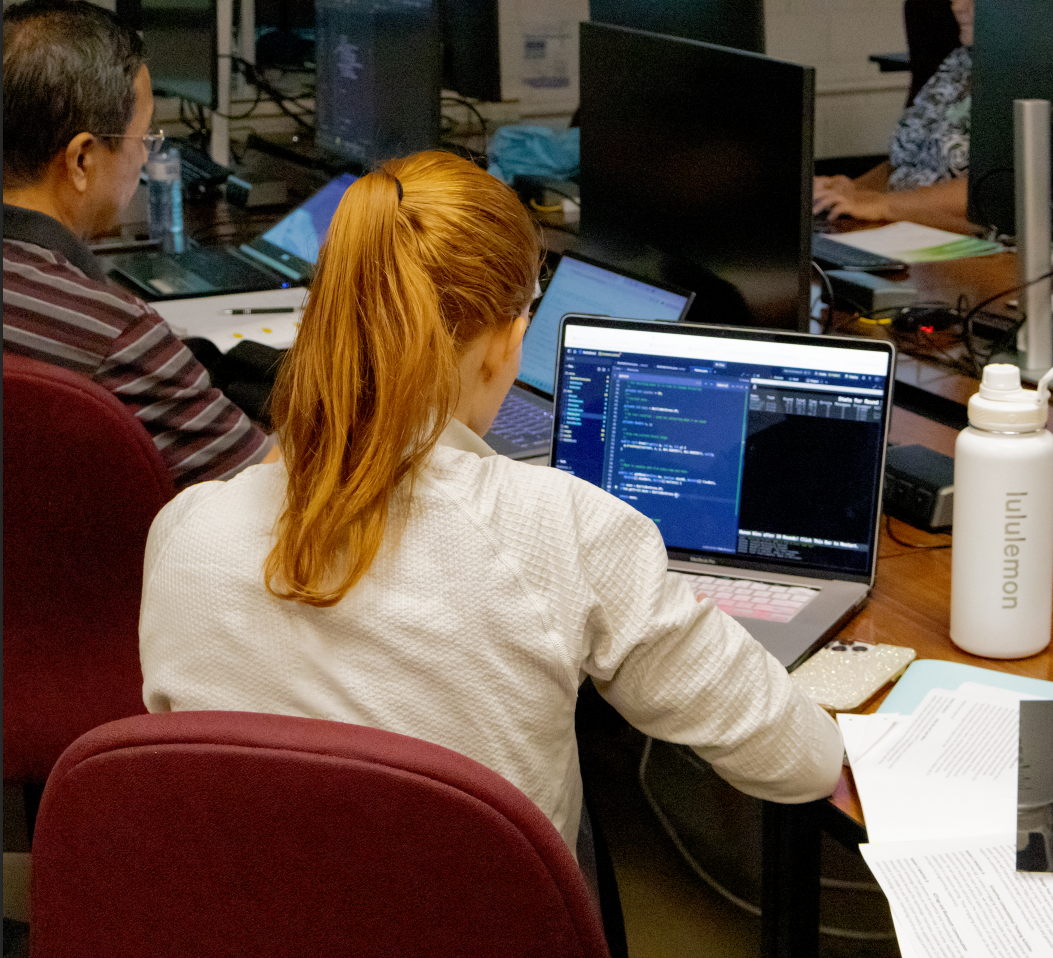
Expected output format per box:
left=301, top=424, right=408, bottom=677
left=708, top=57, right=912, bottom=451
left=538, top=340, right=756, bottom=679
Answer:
left=890, top=309, right=978, bottom=377
left=441, top=95, right=488, bottom=137
left=229, top=56, right=314, bottom=130
left=811, top=260, right=836, bottom=332
left=179, top=99, right=210, bottom=138
left=884, top=513, right=952, bottom=550
left=969, top=165, right=1053, bottom=238
left=210, top=85, right=264, bottom=121
left=960, top=267, right=1053, bottom=377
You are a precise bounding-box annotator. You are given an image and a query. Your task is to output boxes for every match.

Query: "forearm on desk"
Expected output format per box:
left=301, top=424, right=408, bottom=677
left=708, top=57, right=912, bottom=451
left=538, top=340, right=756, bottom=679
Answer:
left=883, top=176, right=978, bottom=235
left=854, top=160, right=892, bottom=192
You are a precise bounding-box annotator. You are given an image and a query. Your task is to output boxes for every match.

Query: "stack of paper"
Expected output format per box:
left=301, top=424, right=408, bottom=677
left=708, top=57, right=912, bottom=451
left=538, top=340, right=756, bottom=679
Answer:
left=839, top=679, right=1053, bottom=957
left=826, top=222, right=1004, bottom=262
left=151, top=287, right=308, bottom=352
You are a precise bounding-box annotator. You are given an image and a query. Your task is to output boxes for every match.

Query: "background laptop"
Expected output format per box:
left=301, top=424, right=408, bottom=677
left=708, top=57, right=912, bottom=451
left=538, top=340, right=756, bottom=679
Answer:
left=107, top=172, right=357, bottom=300
left=550, top=314, right=895, bottom=670
left=484, top=252, right=695, bottom=459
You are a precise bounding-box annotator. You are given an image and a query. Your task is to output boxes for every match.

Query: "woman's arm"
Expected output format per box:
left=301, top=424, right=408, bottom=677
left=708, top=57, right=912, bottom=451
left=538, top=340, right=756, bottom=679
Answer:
left=852, top=160, right=893, bottom=192
left=571, top=492, right=845, bottom=803
left=814, top=170, right=977, bottom=235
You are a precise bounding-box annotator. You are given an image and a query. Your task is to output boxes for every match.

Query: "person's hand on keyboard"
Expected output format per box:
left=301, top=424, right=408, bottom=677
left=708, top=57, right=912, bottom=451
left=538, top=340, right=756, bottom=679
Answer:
left=813, top=175, right=892, bottom=224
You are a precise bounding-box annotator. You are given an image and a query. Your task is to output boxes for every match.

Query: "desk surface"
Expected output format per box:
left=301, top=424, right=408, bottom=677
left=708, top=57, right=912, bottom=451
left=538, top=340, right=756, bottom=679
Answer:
left=829, top=406, right=1053, bottom=830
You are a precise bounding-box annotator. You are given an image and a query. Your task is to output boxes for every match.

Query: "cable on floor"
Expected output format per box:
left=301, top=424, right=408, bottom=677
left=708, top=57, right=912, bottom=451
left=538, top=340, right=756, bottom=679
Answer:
left=637, top=737, right=897, bottom=941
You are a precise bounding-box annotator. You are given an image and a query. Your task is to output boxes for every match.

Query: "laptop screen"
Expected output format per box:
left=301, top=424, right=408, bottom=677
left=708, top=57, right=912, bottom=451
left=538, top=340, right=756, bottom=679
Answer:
left=245, top=172, right=359, bottom=277
left=517, top=254, right=694, bottom=397
left=551, top=317, right=894, bottom=581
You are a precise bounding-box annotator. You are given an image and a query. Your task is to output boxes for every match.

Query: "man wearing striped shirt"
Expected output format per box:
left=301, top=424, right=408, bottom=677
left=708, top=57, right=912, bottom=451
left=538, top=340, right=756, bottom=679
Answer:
left=3, top=0, right=273, bottom=490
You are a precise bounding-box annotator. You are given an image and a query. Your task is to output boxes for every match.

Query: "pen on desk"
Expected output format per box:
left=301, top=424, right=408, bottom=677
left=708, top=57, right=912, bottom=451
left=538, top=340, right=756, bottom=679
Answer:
left=221, top=307, right=297, bottom=315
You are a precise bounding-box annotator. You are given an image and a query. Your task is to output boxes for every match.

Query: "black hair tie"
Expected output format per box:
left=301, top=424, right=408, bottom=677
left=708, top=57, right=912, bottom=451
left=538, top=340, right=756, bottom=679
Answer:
left=395, top=177, right=403, bottom=203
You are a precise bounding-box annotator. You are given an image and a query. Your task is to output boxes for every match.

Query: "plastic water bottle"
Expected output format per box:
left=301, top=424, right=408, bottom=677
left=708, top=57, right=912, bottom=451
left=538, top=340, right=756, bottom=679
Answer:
left=147, top=148, right=184, bottom=254
left=950, top=364, right=1053, bottom=658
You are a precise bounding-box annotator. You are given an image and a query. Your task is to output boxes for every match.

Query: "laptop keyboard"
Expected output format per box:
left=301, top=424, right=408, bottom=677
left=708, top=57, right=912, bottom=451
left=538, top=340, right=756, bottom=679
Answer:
left=489, top=392, right=553, bottom=446
left=677, top=572, right=819, bottom=622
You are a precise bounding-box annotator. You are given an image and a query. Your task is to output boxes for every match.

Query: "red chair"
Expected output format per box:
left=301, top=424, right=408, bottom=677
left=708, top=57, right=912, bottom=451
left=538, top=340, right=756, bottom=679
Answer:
left=2, top=353, right=175, bottom=827
left=29, top=711, right=613, bottom=958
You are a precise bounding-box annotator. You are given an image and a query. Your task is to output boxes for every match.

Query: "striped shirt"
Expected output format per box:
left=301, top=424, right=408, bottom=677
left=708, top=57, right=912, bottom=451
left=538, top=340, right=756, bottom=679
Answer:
left=3, top=205, right=270, bottom=490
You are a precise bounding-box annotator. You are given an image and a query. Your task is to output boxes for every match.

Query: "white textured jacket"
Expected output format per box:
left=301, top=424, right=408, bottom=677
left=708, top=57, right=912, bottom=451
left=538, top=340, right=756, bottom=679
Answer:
left=140, top=418, right=843, bottom=850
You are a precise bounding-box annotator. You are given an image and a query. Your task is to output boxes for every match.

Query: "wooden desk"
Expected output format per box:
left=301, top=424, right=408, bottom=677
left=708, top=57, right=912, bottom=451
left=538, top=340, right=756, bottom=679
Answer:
left=831, top=408, right=1053, bottom=825
left=762, top=407, right=1052, bottom=958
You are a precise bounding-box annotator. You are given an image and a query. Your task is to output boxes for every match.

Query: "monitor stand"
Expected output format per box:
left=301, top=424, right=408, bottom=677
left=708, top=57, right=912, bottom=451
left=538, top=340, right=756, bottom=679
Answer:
left=209, top=0, right=233, bottom=167
left=997, top=99, right=1053, bottom=382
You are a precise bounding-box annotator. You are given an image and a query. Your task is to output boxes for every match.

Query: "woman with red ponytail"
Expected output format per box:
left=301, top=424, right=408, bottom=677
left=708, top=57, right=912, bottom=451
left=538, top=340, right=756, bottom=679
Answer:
left=141, top=151, right=843, bottom=856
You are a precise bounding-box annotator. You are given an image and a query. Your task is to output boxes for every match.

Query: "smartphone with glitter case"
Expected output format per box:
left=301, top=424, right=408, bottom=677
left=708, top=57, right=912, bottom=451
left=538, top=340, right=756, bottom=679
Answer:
left=791, top=640, right=916, bottom=712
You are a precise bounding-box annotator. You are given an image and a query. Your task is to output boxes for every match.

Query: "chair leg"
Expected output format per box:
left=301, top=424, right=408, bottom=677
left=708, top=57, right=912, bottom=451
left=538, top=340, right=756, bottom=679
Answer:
left=582, top=783, right=629, bottom=958
left=22, top=784, right=44, bottom=847
left=760, top=799, right=822, bottom=958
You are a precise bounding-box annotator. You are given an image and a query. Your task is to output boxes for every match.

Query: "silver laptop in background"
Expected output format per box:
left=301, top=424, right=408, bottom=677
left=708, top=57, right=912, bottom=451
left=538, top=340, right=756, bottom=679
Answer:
left=550, top=314, right=896, bottom=670
left=484, top=253, right=694, bottom=459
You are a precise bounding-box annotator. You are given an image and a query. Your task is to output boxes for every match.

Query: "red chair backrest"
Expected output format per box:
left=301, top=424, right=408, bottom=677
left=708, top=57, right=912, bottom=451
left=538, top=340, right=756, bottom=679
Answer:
left=3, top=352, right=175, bottom=784
left=30, top=711, right=612, bottom=958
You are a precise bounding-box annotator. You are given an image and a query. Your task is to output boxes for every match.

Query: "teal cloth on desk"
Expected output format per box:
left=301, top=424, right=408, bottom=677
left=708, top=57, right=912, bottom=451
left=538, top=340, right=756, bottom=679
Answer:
left=487, top=125, right=580, bottom=184
left=879, top=659, right=1053, bottom=714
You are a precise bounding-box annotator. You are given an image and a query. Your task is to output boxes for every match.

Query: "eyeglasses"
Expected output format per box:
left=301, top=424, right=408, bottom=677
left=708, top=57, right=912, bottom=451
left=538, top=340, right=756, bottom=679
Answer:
left=94, top=129, right=166, bottom=155
left=526, top=279, right=543, bottom=328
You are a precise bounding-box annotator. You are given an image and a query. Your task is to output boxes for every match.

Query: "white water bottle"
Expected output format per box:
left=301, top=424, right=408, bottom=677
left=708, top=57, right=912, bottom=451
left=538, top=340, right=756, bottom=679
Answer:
left=950, top=364, right=1053, bottom=658
left=147, top=148, right=184, bottom=254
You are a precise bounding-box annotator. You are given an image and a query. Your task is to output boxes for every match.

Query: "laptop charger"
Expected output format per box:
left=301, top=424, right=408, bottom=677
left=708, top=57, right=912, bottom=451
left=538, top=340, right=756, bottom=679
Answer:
left=827, top=269, right=917, bottom=317
left=883, top=444, right=954, bottom=530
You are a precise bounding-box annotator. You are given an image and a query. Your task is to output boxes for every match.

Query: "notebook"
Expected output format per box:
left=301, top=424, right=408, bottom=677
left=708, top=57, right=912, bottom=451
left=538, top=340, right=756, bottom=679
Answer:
left=107, top=172, right=358, bottom=300
left=550, top=314, right=896, bottom=670
left=484, top=252, right=694, bottom=459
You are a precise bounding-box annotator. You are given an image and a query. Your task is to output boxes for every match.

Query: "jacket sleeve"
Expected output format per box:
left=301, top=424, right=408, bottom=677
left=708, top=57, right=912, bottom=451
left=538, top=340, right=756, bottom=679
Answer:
left=94, top=298, right=271, bottom=489
left=570, top=482, right=844, bottom=804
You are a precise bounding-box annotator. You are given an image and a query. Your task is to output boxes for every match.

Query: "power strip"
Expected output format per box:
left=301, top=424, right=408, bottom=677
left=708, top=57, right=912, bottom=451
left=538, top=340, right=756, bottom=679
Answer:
left=827, top=269, right=917, bottom=317
left=884, top=444, right=954, bottom=530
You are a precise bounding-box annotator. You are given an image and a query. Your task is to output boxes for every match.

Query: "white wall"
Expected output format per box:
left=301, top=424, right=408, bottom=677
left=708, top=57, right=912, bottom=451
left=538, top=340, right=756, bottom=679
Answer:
left=496, top=0, right=591, bottom=119
left=766, top=0, right=911, bottom=158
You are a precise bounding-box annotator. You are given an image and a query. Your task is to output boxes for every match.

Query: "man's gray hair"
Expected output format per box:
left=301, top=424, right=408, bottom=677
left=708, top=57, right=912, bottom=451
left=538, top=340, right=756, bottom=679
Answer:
left=3, top=0, right=146, bottom=187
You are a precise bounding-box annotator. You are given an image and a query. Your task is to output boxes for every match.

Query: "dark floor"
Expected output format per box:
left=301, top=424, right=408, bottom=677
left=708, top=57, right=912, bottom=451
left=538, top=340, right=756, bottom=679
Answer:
left=3, top=920, right=28, bottom=958
left=575, top=681, right=902, bottom=958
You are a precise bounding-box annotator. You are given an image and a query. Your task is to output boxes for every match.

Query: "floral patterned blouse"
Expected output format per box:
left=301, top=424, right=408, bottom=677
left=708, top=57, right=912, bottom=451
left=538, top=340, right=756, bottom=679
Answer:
left=888, top=46, right=971, bottom=191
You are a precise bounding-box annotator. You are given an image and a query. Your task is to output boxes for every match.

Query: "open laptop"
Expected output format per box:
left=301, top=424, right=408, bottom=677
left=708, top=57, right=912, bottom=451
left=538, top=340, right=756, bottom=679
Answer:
left=107, top=172, right=358, bottom=300
left=550, top=314, right=896, bottom=670
left=484, top=253, right=694, bottom=459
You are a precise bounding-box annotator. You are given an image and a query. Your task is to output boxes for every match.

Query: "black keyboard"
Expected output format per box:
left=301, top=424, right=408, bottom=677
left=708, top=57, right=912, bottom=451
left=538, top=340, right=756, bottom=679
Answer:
left=167, top=138, right=233, bottom=197
left=171, top=247, right=268, bottom=286
left=812, top=233, right=907, bottom=273
left=489, top=392, right=553, bottom=446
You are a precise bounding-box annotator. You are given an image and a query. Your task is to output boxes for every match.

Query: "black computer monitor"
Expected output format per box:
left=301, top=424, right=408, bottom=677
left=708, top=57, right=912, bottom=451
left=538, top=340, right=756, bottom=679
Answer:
left=254, top=0, right=316, bottom=71
left=438, top=0, right=501, bottom=103
left=139, top=0, right=218, bottom=109
left=578, top=22, right=815, bottom=332
left=589, top=0, right=764, bottom=53
left=967, top=0, right=1053, bottom=236
left=314, top=0, right=441, bottom=167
